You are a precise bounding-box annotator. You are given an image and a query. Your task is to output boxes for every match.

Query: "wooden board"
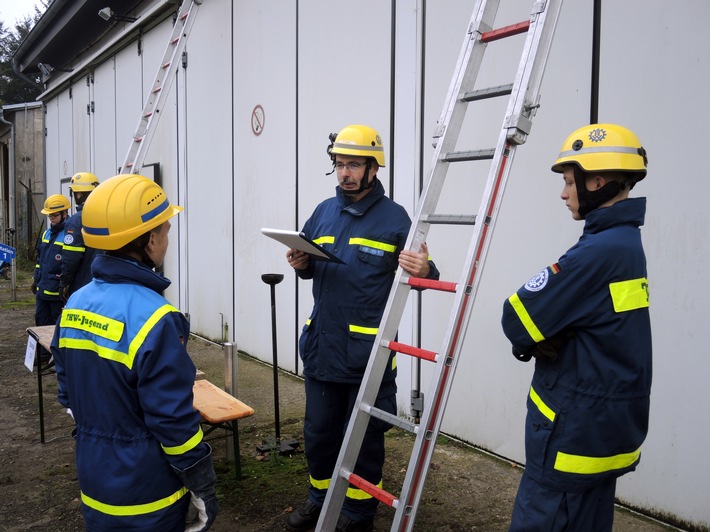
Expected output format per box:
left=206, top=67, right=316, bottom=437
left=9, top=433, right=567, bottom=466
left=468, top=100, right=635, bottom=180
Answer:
left=192, top=379, right=254, bottom=424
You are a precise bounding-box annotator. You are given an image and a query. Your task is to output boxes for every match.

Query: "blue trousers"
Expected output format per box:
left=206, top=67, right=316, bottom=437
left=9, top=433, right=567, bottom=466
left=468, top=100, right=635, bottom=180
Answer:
left=509, top=472, right=617, bottom=532
left=303, top=376, right=396, bottom=521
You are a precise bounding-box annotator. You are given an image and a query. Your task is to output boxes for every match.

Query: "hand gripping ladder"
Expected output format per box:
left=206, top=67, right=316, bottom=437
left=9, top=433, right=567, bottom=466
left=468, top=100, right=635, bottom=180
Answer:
left=119, top=0, right=203, bottom=175
left=316, top=1, right=563, bottom=530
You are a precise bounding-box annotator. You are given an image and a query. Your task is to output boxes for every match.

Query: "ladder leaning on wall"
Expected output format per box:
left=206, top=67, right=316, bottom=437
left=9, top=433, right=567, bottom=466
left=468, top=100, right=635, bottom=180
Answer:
left=119, top=0, right=203, bottom=175
left=316, top=0, right=564, bottom=530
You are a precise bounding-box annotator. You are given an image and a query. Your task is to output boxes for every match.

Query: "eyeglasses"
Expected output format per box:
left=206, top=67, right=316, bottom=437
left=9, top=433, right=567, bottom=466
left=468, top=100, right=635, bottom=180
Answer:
left=334, top=161, right=367, bottom=172
left=48, top=212, right=62, bottom=219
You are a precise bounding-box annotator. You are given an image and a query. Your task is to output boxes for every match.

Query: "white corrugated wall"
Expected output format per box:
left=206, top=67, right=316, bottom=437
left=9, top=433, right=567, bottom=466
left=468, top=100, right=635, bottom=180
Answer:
left=39, top=0, right=710, bottom=527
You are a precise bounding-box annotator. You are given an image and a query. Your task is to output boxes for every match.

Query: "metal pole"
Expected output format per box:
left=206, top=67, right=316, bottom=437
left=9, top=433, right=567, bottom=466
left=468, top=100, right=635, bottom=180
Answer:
left=223, top=342, right=237, bottom=461
left=261, top=273, right=284, bottom=443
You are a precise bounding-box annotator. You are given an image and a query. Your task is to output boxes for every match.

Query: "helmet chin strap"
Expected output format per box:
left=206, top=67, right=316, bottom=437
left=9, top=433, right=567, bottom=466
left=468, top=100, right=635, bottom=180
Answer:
left=573, top=166, right=622, bottom=219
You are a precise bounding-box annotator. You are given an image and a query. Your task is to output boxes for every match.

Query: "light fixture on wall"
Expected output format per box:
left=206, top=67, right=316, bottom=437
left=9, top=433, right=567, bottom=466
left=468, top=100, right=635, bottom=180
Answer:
left=37, top=62, right=73, bottom=82
left=98, top=7, right=138, bottom=23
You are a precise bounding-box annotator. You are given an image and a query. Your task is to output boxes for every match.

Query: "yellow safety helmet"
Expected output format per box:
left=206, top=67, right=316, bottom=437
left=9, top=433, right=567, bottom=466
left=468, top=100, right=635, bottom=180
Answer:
left=329, top=124, right=386, bottom=167
left=551, top=123, right=647, bottom=180
left=82, top=174, right=183, bottom=250
left=41, top=194, right=71, bottom=215
left=69, top=172, right=100, bottom=192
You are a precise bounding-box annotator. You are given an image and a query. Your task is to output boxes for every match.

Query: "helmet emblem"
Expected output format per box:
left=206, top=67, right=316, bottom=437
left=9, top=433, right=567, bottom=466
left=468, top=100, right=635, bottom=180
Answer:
left=375, top=134, right=382, bottom=146
left=588, top=128, right=607, bottom=142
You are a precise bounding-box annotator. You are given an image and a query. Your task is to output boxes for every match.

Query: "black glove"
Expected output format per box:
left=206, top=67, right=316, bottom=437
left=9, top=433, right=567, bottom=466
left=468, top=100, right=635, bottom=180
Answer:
left=512, top=346, right=533, bottom=362
left=171, top=445, right=219, bottom=532
left=60, top=285, right=71, bottom=303
left=512, top=330, right=575, bottom=363
left=31, top=281, right=38, bottom=294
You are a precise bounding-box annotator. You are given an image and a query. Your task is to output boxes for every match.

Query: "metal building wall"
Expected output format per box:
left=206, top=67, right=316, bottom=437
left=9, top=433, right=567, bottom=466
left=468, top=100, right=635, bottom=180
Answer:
left=36, top=0, right=710, bottom=527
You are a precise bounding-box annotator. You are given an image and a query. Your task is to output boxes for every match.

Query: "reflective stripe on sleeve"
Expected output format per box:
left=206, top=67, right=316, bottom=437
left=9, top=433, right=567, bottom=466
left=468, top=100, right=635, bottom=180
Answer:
left=80, top=486, right=189, bottom=516
left=508, top=293, right=545, bottom=343
left=554, top=448, right=641, bottom=475
left=162, top=427, right=204, bottom=456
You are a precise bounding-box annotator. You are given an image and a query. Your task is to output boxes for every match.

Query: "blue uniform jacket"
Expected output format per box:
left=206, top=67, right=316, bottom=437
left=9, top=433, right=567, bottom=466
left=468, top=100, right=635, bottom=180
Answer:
left=61, top=205, right=99, bottom=294
left=297, top=179, right=439, bottom=384
left=501, top=198, right=652, bottom=491
left=51, top=253, right=209, bottom=529
left=34, top=221, right=66, bottom=300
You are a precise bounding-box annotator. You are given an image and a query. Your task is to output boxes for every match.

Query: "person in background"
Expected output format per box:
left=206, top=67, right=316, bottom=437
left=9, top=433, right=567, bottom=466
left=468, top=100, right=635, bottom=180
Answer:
left=501, top=123, right=652, bottom=531
left=32, top=194, right=70, bottom=326
left=51, top=174, right=218, bottom=531
left=285, top=125, right=440, bottom=532
left=59, top=172, right=100, bottom=300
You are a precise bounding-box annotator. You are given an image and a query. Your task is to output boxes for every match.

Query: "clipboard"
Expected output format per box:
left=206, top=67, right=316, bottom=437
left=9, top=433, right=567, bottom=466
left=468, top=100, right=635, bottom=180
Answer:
left=261, top=228, right=345, bottom=264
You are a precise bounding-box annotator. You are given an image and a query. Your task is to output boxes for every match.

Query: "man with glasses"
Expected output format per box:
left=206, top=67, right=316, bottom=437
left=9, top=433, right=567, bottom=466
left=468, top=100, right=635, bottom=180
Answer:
left=32, top=194, right=70, bottom=326
left=285, top=125, right=439, bottom=532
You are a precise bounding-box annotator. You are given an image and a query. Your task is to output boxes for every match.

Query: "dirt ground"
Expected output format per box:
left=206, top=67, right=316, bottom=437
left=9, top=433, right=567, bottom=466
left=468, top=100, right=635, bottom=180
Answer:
left=0, top=270, right=683, bottom=531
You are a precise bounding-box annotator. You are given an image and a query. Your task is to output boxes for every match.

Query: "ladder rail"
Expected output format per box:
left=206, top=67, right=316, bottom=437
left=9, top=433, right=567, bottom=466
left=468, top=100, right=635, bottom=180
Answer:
left=119, top=0, right=203, bottom=175
left=395, top=3, right=564, bottom=529
left=316, top=1, right=564, bottom=530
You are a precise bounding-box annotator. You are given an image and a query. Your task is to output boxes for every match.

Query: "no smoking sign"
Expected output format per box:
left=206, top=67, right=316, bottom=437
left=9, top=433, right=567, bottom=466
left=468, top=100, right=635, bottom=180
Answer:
left=251, top=105, right=265, bottom=136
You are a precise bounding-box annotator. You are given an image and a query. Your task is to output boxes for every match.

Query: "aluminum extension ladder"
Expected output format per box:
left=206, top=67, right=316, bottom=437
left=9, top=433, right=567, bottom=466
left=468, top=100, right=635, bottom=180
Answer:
left=316, top=1, right=564, bottom=530
left=119, top=0, right=203, bottom=175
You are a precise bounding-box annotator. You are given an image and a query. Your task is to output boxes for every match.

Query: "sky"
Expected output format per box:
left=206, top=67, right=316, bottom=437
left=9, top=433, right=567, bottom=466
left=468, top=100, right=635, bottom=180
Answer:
left=0, top=0, right=42, bottom=27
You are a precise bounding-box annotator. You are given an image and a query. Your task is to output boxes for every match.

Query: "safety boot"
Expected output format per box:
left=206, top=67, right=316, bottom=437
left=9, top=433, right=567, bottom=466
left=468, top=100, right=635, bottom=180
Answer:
left=285, top=499, right=321, bottom=532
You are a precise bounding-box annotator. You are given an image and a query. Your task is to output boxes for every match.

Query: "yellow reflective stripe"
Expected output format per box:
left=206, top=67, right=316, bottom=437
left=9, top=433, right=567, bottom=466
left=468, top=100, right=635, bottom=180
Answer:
left=508, top=293, right=545, bottom=343
left=63, top=244, right=86, bottom=252
left=313, top=236, right=334, bottom=245
left=60, top=309, right=125, bottom=342
left=392, top=355, right=397, bottom=371
left=554, top=448, right=641, bottom=475
left=529, top=386, right=556, bottom=422
left=43, top=289, right=60, bottom=296
left=80, top=487, right=188, bottom=516
left=348, top=238, right=396, bottom=253
left=305, top=318, right=311, bottom=326
left=609, top=278, right=649, bottom=313
left=128, top=304, right=178, bottom=367
left=347, top=480, right=383, bottom=501
left=59, top=337, right=134, bottom=368
left=310, top=475, right=329, bottom=490
left=349, top=324, right=378, bottom=335
left=162, top=427, right=204, bottom=455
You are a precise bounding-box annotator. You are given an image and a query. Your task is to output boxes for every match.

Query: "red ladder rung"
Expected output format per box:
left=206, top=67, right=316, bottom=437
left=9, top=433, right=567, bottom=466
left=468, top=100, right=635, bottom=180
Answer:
left=162, top=61, right=172, bottom=69
left=170, top=37, right=180, bottom=45
left=179, top=13, right=189, bottom=22
left=407, top=278, right=458, bottom=292
left=143, top=111, right=154, bottom=118
left=481, top=20, right=530, bottom=43
left=388, top=341, right=438, bottom=362
left=152, top=87, right=162, bottom=94
left=346, top=472, right=399, bottom=508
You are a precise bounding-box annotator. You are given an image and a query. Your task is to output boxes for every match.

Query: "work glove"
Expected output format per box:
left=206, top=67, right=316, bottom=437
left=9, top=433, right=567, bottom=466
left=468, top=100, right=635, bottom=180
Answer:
left=512, top=330, right=575, bottom=363
left=60, top=285, right=71, bottom=303
left=31, top=281, right=38, bottom=294
left=172, top=445, right=219, bottom=532
left=185, top=492, right=220, bottom=532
